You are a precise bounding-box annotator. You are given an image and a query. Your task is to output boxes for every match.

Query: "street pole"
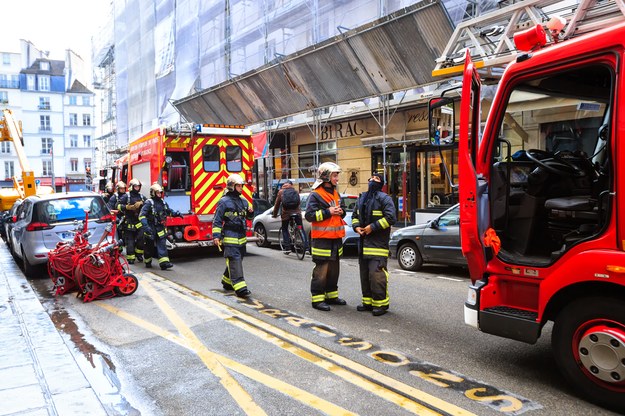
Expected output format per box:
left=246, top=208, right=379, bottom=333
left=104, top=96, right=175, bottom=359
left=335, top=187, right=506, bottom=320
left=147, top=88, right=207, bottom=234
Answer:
left=51, top=138, right=55, bottom=192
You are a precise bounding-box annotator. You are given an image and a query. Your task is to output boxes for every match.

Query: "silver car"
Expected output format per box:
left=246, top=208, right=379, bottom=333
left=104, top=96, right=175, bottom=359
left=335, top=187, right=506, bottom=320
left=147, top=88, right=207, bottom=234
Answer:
left=389, top=204, right=465, bottom=271
left=253, top=192, right=358, bottom=248
left=10, top=192, right=113, bottom=277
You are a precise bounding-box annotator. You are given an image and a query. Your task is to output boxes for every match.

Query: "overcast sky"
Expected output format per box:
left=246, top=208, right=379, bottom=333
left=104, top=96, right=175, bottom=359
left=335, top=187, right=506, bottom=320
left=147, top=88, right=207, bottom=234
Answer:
left=1, top=0, right=110, bottom=65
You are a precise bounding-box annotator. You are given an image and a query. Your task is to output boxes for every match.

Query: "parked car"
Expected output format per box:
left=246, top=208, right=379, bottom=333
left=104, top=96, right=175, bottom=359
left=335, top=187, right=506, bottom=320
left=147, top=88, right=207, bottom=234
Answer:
left=10, top=192, right=113, bottom=277
left=3, top=199, right=23, bottom=254
left=253, top=192, right=359, bottom=248
left=252, top=198, right=272, bottom=218
left=389, top=204, right=464, bottom=271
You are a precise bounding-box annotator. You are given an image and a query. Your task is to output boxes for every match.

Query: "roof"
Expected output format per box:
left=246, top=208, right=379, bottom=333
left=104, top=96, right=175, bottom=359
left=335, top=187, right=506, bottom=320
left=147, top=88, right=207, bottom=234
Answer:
left=25, top=191, right=100, bottom=202
left=172, top=0, right=453, bottom=126
left=21, top=58, right=65, bottom=76
left=67, top=79, right=93, bottom=94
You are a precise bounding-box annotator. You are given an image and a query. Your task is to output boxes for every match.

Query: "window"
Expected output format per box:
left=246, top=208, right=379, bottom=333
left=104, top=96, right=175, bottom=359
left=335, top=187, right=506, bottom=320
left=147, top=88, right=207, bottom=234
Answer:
left=69, top=96, right=77, bottom=105
left=298, top=142, right=337, bottom=180
left=10, top=75, right=18, bottom=88
left=0, top=91, right=8, bottom=104
left=84, top=158, right=92, bottom=171
left=70, top=158, right=78, bottom=172
left=4, top=161, right=14, bottom=179
left=41, top=138, right=52, bottom=154
left=38, top=75, right=50, bottom=91
left=1, top=142, right=10, bottom=154
left=70, top=134, right=78, bottom=147
left=27, top=75, right=35, bottom=90
left=2, top=53, right=10, bottom=65
left=83, top=135, right=91, bottom=147
left=69, top=113, right=77, bottom=126
left=39, top=96, right=50, bottom=110
left=40, top=61, right=50, bottom=71
left=35, top=196, right=107, bottom=224
left=42, top=160, right=52, bottom=176
left=202, top=145, right=219, bottom=171
left=82, top=114, right=91, bottom=126
left=81, top=96, right=90, bottom=106
left=40, top=115, right=50, bottom=131
left=226, top=146, right=242, bottom=171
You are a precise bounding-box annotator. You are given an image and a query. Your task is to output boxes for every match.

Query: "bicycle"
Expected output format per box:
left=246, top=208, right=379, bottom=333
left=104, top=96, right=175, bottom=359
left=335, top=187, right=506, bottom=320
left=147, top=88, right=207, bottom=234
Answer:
left=279, top=213, right=307, bottom=260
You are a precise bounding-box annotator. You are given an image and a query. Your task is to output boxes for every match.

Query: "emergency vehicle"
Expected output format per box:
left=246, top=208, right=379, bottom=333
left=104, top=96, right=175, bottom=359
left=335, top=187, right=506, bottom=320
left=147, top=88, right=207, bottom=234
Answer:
left=435, top=15, right=625, bottom=412
left=127, top=123, right=255, bottom=249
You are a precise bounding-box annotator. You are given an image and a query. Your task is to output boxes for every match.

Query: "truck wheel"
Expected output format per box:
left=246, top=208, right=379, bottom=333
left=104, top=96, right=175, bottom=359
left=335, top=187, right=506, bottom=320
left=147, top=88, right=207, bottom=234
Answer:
left=397, top=243, right=423, bottom=271
left=255, top=224, right=269, bottom=247
left=552, top=297, right=625, bottom=413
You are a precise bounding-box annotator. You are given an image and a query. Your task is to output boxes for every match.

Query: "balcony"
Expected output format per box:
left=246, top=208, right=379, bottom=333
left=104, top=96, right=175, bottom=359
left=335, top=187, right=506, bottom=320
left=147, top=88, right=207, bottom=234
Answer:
left=39, top=127, right=51, bottom=132
left=38, top=105, right=51, bottom=111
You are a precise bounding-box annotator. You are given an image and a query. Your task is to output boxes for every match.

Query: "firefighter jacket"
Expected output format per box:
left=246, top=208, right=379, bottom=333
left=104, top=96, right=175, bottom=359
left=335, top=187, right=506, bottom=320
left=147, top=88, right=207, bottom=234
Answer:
left=108, top=192, right=126, bottom=219
left=352, top=190, right=396, bottom=258
left=305, top=186, right=346, bottom=259
left=213, top=191, right=253, bottom=247
left=139, top=197, right=174, bottom=240
left=119, top=190, right=147, bottom=231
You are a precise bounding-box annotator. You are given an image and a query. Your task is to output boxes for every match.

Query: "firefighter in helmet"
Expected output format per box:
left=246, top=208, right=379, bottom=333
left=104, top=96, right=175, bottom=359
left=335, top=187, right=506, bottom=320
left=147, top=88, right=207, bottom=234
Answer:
left=352, top=172, right=396, bottom=316
left=304, top=162, right=347, bottom=311
left=103, top=182, right=115, bottom=205
left=119, top=178, right=147, bottom=264
left=139, top=183, right=178, bottom=270
left=108, top=181, right=127, bottom=244
left=212, top=173, right=254, bottom=298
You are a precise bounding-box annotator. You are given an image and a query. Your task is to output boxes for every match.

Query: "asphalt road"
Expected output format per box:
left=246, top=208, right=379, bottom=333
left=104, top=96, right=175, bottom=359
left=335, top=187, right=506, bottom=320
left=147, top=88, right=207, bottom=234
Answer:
left=27, top=244, right=620, bottom=416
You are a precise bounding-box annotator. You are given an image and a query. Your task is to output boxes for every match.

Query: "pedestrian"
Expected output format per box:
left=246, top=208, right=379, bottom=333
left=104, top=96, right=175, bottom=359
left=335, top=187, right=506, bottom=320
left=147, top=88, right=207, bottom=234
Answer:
left=139, top=183, right=176, bottom=270
left=212, top=174, right=254, bottom=298
left=352, top=172, right=396, bottom=316
left=272, top=179, right=306, bottom=254
left=119, top=178, right=147, bottom=264
left=305, top=162, right=347, bottom=311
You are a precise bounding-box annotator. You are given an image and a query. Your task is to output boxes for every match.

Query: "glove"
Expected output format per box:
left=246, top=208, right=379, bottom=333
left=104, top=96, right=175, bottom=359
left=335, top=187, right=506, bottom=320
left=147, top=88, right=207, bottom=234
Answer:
left=125, top=204, right=135, bottom=211
left=133, top=201, right=144, bottom=209
left=144, top=228, right=154, bottom=240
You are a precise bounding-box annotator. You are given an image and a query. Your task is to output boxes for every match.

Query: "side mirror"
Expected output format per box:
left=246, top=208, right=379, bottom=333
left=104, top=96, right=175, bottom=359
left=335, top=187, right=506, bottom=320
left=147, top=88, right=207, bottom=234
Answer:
left=429, top=97, right=456, bottom=144
left=430, top=219, right=439, bottom=229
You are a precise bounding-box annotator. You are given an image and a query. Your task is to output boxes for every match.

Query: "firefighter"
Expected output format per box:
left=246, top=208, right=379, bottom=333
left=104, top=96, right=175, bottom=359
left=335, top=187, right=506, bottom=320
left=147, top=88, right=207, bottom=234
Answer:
left=352, top=172, right=396, bottom=316
left=139, top=183, right=177, bottom=270
left=102, top=182, right=115, bottom=205
left=212, top=174, right=254, bottom=298
left=109, top=181, right=127, bottom=244
left=119, top=178, right=147, bottom=264
left=305, top=162, right=347, bottom=311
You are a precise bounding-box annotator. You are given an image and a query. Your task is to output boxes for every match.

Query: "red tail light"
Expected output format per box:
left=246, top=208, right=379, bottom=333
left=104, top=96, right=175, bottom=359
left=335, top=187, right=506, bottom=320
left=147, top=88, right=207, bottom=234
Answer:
left=162, top=170, right=169, bottom=187
left=26, top=222, right=53, bottom=231
left=245, top=170, right=253, bottom=185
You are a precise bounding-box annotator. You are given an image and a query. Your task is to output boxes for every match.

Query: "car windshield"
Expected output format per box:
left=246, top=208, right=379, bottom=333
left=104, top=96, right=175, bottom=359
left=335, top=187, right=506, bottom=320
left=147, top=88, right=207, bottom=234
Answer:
left=35, top=196, right=109, bottom=224
left=341, top=196, right=357, bottom=212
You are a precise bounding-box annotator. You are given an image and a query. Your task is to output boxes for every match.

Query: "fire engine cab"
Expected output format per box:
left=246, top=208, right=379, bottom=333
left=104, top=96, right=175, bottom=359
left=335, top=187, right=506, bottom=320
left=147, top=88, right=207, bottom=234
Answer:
left=441, top=18, right=625, bottom=412
left=128, top=123, right=255, bottom=249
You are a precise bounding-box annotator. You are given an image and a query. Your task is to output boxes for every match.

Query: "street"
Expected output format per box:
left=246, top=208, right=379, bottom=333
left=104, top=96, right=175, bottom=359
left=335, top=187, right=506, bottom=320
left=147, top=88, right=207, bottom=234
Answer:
left=24, top=244, right=619, bottom=416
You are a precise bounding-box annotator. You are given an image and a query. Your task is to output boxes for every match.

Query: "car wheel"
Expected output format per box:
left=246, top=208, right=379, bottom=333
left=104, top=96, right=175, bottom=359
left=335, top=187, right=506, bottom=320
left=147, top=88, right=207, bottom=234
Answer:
left=21, top=247, right=37, bottom=278
left=397, top=243, right=423, bottom=271
left=255, top=224, right=269, bottom=247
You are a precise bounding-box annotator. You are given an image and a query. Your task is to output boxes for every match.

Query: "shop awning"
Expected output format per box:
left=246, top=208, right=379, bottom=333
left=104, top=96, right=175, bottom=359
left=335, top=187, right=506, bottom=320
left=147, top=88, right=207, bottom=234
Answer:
left=172, top=1, right=453, bottom=126
left=36, top=177, right=66, bottom=186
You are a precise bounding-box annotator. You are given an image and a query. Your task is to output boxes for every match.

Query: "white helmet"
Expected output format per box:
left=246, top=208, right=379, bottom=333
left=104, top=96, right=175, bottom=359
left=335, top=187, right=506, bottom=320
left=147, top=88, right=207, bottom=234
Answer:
left=312, top=162, right=341, bottom=189
left=128, top=178, right=141, bottom=188
left=226, top=174, right=245, bottom=192
left=150, top=183, right=164, bottom=198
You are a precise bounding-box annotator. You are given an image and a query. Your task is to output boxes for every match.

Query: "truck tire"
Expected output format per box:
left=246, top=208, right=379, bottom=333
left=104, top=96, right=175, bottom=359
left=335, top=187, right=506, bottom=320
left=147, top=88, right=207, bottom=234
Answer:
left=552, top=297, right=625, bottom=413
left=397, top=242, right=423, bottom=271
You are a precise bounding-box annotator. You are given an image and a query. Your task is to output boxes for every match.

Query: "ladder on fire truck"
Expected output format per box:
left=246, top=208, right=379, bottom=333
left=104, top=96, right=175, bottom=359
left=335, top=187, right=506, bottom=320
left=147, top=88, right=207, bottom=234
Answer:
left=432, top=0, right=625, bottom=79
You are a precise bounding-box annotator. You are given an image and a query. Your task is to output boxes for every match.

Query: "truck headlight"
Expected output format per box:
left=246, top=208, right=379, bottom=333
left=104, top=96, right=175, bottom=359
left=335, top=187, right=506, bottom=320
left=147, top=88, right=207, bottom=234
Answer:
left=466, top=287, right=477, bottom=306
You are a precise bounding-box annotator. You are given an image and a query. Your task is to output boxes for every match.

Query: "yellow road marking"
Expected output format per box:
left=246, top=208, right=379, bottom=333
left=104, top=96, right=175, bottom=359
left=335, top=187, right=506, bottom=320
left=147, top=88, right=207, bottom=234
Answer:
left=149, top=274, right=476, bottom=416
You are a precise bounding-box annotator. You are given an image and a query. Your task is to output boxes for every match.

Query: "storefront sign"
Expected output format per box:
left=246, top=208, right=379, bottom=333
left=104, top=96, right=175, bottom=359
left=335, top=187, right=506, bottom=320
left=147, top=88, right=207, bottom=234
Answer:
left=320, top=121, right=373, bottom=141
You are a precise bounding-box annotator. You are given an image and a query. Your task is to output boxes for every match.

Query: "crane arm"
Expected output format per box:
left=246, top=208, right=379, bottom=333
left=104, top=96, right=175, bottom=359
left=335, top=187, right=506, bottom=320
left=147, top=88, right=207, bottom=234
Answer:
left=0, top=109, right=37, bottom=198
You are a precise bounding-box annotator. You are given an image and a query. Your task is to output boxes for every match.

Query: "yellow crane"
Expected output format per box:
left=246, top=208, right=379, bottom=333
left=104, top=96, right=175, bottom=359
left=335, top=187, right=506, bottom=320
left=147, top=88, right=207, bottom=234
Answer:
left=0, top=109, right=54, bottom=211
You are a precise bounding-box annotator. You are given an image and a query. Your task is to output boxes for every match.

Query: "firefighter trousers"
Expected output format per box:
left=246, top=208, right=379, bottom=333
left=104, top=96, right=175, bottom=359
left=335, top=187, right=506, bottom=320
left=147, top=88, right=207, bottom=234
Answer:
left=221, top=245, right=249, bottom=294
left=359, top=257, right=390, bottom=309
left=311, top=258, right=341, bottom=305
left=144, top=236, right=169, bottom=265
left=124, top=227, right=144, bottom=261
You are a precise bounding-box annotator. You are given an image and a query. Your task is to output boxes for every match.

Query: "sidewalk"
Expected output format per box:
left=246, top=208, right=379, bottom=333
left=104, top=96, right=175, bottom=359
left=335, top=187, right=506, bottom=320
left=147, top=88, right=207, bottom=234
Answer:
left=0, top=245, right=108, bottom=416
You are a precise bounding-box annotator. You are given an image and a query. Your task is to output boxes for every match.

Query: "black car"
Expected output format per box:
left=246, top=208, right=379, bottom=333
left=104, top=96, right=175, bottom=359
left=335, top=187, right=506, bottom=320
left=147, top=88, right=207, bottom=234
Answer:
left=389, top=204, right=465, bottom=271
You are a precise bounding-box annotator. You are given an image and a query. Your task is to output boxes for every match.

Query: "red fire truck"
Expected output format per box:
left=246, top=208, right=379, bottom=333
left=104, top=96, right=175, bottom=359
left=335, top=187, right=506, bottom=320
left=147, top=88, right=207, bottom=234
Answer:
left=446, top=20, right=625, bottom=411
left=127, top=123, right=255, bottom=249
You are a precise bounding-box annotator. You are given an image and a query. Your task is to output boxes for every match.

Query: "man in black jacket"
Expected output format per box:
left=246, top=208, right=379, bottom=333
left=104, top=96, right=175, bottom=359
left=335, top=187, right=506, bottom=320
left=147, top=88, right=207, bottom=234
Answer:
left=352, top=172, right=396, bottom=316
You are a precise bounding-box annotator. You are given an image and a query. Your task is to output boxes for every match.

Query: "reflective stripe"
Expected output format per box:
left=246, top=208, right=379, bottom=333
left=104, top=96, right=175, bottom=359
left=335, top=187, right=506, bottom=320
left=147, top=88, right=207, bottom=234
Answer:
left=351, top=218, right=359, bottom=225
left=338, top=246, right=343, bottom=257
left=135, top=223, right=142, bottom=229
left=158, top=257, right=171, bottom=263
left=138, top=216, right=146, bottom=221
left=311, top=225, right=344, bottom=232
left=311, top=247, right=331, bottom=257
left=372, top=297, right=390, bottom=307
left=221, top=276, right=233, bottom=285
left=233, top=281, right=248, bottom=291
left=363, top=247, right=389, bottom=257
left=378, top=218, right=390, bottom=229
left=157, top=230, right=166, bottom=237
left=361, top=297, right=372, bottom=306
left=325, top=291, right=339, bottom=299
left=213, top=227, right=222, bottom=234
left=312, top=294, right=325, bottom=303
left=315, top=210, right=324, bottom=222
left=223, top=236, right=247, bottom=245
left=372, top=210, right=383, bottom=216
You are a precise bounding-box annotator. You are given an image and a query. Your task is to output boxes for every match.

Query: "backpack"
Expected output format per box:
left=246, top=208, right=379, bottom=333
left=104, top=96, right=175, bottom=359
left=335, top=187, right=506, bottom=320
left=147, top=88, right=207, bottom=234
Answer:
left=281, top=187, right=300, bottom=209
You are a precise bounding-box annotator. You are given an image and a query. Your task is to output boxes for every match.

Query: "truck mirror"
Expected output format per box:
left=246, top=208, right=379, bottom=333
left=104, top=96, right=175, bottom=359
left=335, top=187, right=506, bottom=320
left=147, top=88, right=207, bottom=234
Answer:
left=428, top=97, right=455, bottom=144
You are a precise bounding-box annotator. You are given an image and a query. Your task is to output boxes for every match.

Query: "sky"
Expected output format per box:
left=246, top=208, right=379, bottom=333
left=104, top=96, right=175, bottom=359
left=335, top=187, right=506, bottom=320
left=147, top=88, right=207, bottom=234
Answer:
left=1, top=0, right=110, bottom=66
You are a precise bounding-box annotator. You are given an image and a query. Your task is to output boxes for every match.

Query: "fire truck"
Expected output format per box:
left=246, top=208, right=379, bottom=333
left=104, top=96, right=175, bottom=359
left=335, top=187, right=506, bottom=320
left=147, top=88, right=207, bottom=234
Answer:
left=127, top=123, right=255, bottom=249
left=432, top=8, right=625, bottom=412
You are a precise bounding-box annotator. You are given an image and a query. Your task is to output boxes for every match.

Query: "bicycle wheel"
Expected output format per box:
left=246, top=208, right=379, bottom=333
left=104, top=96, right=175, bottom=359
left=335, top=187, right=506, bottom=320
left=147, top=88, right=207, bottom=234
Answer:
left=278, top=227, right=287, bottom=252
left=293, top=227, right=306, bottom=260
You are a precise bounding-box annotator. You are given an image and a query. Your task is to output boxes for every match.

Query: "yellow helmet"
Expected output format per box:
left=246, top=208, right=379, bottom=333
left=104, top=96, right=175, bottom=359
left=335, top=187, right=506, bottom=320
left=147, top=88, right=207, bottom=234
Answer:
left=150, top=183, right=164, bottom=198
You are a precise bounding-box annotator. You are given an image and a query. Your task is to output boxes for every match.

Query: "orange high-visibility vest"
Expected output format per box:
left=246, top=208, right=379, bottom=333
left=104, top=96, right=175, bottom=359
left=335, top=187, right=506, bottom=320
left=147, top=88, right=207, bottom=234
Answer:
left=311, top=188, right=346, bottom=239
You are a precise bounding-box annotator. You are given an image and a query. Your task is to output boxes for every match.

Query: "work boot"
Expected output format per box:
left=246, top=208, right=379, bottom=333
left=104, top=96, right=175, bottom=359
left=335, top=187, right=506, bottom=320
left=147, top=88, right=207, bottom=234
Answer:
left=236, top=288, right=251, bottom=298
left=127, top=259, right=135, bottom=265
left=326, top=298, right=347, bottom=306
left=145, top=262, right=152, bottom=268
left=160, top=262, right=174, bottom=270
left=312, top=302, right=331, bottom=311
left=372, top=306, right=389, bottom=316
left=356, top=304, right=373, bottom=312
left=222, top=283, right=234, bottom=291
left=137, top=255, right=143, bottom=262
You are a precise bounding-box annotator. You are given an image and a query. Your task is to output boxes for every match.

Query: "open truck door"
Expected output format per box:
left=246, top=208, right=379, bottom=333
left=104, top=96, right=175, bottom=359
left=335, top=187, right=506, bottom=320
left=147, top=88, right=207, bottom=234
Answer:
left=458, top=51, right=488, bottom=283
